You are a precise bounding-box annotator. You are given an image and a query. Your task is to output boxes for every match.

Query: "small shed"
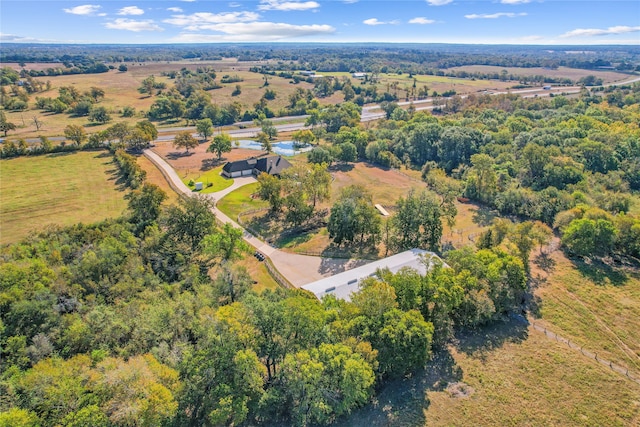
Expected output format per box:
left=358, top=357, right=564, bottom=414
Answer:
left=195, top=182, right=203, bottom=191
left=375, top=204, right=389, bottom=216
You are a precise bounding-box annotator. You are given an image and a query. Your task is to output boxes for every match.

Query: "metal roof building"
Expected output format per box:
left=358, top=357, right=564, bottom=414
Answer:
left=301, top=249, right=442, bottom=301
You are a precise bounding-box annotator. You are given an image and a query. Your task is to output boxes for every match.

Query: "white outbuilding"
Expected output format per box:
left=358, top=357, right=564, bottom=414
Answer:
left=301, top=249, right=443, bottom=301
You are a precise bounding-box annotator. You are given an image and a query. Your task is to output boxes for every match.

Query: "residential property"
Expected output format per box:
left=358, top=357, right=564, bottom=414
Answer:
left=301, top=249, right=444, bottom=301
left=221, top=155, right=292, bottom=178
left=300, top=70, right=316, bottom=76
left=352, top=72, right=367, bottom=79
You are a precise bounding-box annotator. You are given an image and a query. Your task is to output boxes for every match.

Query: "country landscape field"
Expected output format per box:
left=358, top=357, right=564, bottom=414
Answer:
left=1, top=1, right=640, bottom=425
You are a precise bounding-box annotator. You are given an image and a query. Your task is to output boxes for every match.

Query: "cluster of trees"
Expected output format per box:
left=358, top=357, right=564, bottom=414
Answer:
left=0, top=162, right=529, bottom=425
left=33, top=85, right=108, bottom=122
left=321, top=83, right=639, bottom=260
left=257, top=163, right=332, bottom=227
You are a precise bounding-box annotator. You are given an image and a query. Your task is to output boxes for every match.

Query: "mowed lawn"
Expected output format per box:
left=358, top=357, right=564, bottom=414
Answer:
left=0, top=151, right=127, bottom=245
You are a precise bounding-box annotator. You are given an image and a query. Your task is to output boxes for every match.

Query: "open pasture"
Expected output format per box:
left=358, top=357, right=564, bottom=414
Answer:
left=0, top=151, right=127, bottom=245
left=4, top=64, right=317, bottom=140
left=448, top=65, right=631, bottom=84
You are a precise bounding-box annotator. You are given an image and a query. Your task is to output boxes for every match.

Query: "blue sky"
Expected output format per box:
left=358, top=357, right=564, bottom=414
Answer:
left=1, top=1, right=639, bottom=44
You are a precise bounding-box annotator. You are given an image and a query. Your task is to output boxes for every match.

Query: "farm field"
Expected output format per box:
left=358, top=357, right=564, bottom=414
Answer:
left=4, top=66, right=317, bottom=140
left=0, top=151, right=127, bottom=245
left=448, top=65, right=631, bottom=84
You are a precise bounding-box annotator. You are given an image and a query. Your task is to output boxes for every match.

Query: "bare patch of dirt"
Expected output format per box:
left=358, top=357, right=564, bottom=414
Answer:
left=152, top=140, right=266, bottom=172
left=446, top=382, right=475, bottom=399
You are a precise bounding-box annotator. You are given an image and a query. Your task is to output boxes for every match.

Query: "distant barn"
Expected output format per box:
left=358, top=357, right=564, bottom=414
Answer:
left=222, top=155, right=292, bottom=178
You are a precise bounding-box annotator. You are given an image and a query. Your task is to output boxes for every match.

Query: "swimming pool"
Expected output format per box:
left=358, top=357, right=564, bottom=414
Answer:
left=235, top=140, right=313, bottom=156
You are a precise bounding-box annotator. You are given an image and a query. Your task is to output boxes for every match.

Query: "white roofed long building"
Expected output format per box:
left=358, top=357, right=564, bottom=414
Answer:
left=301, top=249, right=443, bottom=301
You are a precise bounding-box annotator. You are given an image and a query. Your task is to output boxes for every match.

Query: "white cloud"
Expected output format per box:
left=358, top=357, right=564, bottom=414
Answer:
left=560, top=25, right=640, bottom=38
left=118, top=6, right=144, bottom=16
left=105, top=18, right=163, bottom=32
left=364, top=18, right=401, bottom=26
left=172, top=22, right=334, bottom=42
left=465, top=12, right=527, bottom=19
left=229, top=2, right=242, bottom=7
left=63, top=4, right=105, bottom=16
left=426, top=0, right=452, bottom=5
left=409, top=17, right=435, bottom=24
left=258, top=0, right=320, bottom=11
left=167, top=7, right=183, bottom=12
left=343, top=0, right=359, bottom=3
left=501, top=0, right=531, bottom=4
left=363, top=18, right=384, bottom=26
left=0, top=33, right=48, bottom=42
left=164, top=11, right=260, bottom=30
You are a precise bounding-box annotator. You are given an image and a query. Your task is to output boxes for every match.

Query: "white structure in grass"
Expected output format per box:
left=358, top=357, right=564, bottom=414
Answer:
left=302, top=249, right=443, bottom=301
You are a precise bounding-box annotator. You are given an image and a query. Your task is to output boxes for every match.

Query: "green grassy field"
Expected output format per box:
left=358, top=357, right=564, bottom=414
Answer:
left=0, top=151, right=127, bottom=245
left=216, top=182, right=267, bottom=221
left=181, top=166, right=233, bottom=194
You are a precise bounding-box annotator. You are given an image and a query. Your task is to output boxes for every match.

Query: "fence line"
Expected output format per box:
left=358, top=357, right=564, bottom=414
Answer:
left=530, top=321, right=640, bottom=385
left=263, top=256, right=294, bottom=289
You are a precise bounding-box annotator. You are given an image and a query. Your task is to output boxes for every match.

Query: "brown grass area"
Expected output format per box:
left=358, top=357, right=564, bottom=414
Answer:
left=151, top=139, right=265, bottom=174
left=5, top=65, right=319, bottom=140
left=346, top=320, right=640, bottom=427
left=136, top=154, right=181, bottom=206
left=532, top=248, right=640, bottom=375
left=449, top=65, right=630, bottom=84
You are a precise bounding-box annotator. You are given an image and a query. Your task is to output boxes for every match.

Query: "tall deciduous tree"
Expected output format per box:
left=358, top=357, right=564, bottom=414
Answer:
left=196, top=118, right=213, bottom=141
left=63, top=124, right=87, bottom=146
left=162, top=195, right=215, bottom=252
left=126, top=183, right=167, bottom=235
left=328, top=185, right=380, bottom=246
left=207, top=132, right=232, bottom=160
left=257, top=172, right=283, bottom=213
left=173, top=130, right=198, bottom=153
left=392, top=189, right=443, bottom=252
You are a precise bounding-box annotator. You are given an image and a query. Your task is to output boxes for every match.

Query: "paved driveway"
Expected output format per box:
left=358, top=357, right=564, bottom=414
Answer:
left=144, top=149, right=365, bottom=287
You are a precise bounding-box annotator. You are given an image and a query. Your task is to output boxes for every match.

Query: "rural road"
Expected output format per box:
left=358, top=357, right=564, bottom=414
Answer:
left=143, top=149, right=366, bottom=287
left=18, top=74, right=639, bottom=144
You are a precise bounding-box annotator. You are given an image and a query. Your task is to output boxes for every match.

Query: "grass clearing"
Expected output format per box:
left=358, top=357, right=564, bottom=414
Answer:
left=136, top=154, right=181, bottom=205
left=216, top=182, right=266, bottom=221
left=346, top=320, right=640, bottom=426
left=533, top=250, right=640, bottom=374
left=0, top=151, right=127, bottom=245
left=180, top=166, right=233, bottom=194
left=449, top=65, right=631, bottom=84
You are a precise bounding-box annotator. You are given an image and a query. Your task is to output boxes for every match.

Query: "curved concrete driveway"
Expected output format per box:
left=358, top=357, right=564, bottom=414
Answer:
left=143, top=149, right=366, bottom=287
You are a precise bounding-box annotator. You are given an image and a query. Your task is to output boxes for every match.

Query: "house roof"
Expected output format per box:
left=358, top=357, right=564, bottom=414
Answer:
left=222, top=155, right=291, bottom=175
left=255, top=155, right=291, bottom=175
left=301, top=249, right=443, bottom=301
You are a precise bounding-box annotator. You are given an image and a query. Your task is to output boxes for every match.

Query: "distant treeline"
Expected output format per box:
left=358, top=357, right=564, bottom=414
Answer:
left=2, top=43, right=639, bottom=74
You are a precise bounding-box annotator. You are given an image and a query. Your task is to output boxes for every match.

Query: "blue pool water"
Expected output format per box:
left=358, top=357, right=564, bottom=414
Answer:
left=235, top=140, right=312, bottom=156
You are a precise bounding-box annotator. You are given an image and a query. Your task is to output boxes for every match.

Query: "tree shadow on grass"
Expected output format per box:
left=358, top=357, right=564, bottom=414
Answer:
left=201, top=157, right=222, bottom=171
left=340, top=349, right=461, bottom=427
left=328, top=163, right=354, bottom=173
left=166, top=151, right=194, bottom=160
left=571, top=256, right=629, bottom=287
left=46, top=151, right=77, bottom=158
left=455, top=315, right=529, bottom=363
left=471, top=205, right=498, bottom=227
